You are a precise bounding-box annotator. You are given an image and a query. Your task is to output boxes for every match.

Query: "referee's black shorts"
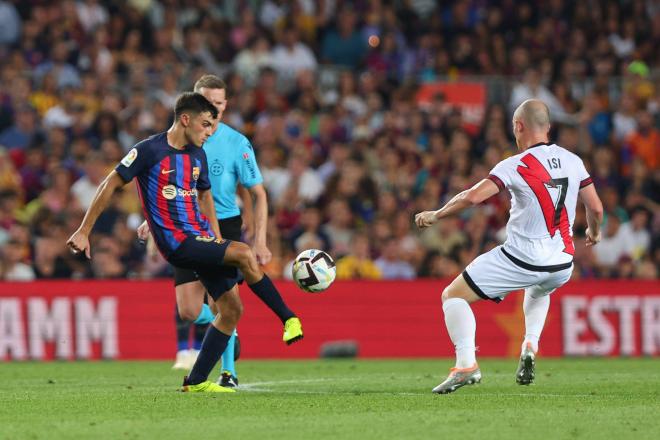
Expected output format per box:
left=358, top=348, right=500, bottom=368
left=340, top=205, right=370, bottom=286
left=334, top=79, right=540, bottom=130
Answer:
left=172, top=215, right=243, bottom=288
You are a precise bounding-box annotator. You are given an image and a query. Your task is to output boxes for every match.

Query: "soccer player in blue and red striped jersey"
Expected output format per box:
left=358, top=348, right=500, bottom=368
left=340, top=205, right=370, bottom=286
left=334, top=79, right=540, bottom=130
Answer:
left=67, top=92, right=290, bottom=393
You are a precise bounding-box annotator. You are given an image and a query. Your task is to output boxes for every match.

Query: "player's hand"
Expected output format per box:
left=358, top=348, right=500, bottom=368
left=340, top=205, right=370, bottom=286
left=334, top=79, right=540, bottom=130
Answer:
left=136, top=221, right=150, bottom=241
left=253, top=243, right=272, bottom=265
left=66, top=230, right=91, bottom=259
left=585, top=228, right=601, bottom=246
left=242, top=222, right=255, bottom=243
left=414, top=211, right=439, bottom=228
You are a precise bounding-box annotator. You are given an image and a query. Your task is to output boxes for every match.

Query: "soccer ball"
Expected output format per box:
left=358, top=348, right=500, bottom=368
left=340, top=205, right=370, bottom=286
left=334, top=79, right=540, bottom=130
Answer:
left=292, top=249, right=336, bottom=293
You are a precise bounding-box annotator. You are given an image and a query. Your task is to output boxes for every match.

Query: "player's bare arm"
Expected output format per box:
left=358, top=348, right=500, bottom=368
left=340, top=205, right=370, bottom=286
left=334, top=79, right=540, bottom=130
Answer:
left=66, top=170, right=127, bottom=258
left=198, top=188, right=222, bottom=239
left=415, top=179, right=500, bottom=228
left=248, top=183, right=272, bottom=265
left=578, top=183, right=604, bottom=246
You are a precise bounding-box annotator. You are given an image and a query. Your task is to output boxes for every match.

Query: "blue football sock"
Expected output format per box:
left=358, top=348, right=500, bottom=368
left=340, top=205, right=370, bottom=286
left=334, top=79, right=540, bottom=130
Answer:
left=187, top=326, right=230, bottom=385
left=221, top=329, right=238, bottom=376
left=193, top=304, right=215, bottom=325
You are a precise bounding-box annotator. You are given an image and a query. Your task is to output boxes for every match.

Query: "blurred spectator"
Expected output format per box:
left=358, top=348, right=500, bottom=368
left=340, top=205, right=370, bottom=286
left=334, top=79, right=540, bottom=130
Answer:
left=289, top=204, right=331, bottom=253
left=418, top=251, right=462, bottom=278
left=0, top=189, right=20, bottom=244
left=635, top=259, right=658, bottom=279
left=23, top=167, right=81, bottom=222
left=29, top=72, right=59, bottom=117
left=76, top=0, right=109, bottom=34
left=593, top=215, right=628, bottom=276
left=32, top=216, right=74, bottom=279
left=618, top=207, right=652, bottom=261
left=321, top=5, right=367, bottom=69
left=233, top=35, right=275, bottom=87
left=509, top=68, right=574, bottom=124
left=33, top=41, right=82, bottom=89
left=317, top=142, right=350, bottom=184
left=278, top=152, right=324, bottom=205
left=89, top=235, right=127, bottom=279
left=71, top=151, right=106, bottom=210
left=335, top=235, right=381, bottom=280
left=321, top=198, right=354, bottom=257
left=0, top=147, right=22, bottom=194
left=0, top=105, right=39, bottom=150
left=612, top=93, right=638, bottom=142
left=623, top=110, right=659, bottom=172
left=259, top=0, right=287, bottom=30
left=1, top=239, right=35, bottom=281
left=580, top=93, right=611, bottom=146
left=375, top=237, right=416, bottom=280
left=0, top=0, right=21, bottom=47
left=176, top=26, right=220, bottom=74
left=271, top=25, right=317, bottom=84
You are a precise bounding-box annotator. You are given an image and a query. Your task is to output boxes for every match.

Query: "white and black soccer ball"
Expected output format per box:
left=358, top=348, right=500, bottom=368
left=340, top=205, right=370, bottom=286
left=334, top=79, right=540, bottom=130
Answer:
left=292, top=249, right=336, bottom=293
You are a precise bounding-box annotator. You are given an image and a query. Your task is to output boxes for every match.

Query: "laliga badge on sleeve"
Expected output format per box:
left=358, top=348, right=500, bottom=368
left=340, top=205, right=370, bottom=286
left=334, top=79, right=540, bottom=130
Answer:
left=121, top=148, right=138, bottom=167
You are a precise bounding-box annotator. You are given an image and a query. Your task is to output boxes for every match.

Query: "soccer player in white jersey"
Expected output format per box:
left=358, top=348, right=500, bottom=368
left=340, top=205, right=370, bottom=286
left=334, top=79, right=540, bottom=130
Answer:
left=415, top=99, right=604, bottom=394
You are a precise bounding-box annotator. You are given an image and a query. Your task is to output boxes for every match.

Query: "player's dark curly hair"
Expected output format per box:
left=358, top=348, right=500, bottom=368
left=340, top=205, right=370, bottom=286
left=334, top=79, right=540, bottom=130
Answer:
left=173, top=92, right=218, bottom=120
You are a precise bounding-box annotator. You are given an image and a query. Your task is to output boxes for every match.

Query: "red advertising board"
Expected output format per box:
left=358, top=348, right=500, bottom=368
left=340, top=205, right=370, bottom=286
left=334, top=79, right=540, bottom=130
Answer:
left=0, top=280, right=659, bottom=360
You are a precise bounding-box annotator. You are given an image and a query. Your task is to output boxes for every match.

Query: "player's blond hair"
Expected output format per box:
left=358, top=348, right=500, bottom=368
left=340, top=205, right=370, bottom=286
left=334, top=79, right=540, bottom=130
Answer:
left=193, top=75, right=226, bottom=92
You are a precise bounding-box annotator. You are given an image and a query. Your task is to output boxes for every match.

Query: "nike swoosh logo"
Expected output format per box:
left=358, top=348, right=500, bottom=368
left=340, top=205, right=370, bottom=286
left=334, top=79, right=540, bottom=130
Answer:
left=161, top=169, right=175, bottom=174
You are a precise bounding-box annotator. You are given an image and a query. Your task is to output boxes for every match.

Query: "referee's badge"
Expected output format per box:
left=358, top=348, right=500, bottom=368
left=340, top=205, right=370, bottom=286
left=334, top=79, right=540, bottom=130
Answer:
left=210, top=160, right=223, bottom=176
left=192, top=166, right=200, bottom=180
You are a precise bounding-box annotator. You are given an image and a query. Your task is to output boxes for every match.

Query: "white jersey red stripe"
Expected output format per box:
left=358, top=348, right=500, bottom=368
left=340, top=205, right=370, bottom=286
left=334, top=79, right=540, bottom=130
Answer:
left=488, top=142, right=591, bottom=267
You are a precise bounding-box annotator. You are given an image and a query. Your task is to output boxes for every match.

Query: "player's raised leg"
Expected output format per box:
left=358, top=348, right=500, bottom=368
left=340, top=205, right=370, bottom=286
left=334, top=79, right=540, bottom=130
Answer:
left=223, top=241, right=303, bottom=344
left=433, top=273, right=482, bottom=394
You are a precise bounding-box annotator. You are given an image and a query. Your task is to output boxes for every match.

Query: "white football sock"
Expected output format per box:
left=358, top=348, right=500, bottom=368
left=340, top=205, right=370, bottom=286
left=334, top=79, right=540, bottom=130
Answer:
left=442, top=297, right=476, bottom=369
left=522, top=290, right=550, bottom=354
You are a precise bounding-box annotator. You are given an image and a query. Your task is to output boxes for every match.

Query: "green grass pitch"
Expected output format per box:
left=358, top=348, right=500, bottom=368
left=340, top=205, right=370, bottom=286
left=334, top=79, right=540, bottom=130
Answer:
left=2, top=358, right=659, bottom=439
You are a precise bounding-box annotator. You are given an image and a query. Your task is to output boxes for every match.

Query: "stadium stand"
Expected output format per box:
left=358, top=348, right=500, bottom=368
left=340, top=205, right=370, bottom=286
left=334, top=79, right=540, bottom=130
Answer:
left=0, top=0, right=657, bottom=281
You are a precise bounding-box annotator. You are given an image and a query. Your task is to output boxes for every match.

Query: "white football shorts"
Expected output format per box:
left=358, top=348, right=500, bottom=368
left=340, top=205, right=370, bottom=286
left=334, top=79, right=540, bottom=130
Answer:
left=462, top=246, right=573, bottom=303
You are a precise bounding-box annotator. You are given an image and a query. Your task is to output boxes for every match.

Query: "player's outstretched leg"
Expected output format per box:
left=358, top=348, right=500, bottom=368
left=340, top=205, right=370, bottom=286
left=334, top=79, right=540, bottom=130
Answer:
left=433, top=274, right=481, bottom=394
left=432, top=365, right=482, bottom=394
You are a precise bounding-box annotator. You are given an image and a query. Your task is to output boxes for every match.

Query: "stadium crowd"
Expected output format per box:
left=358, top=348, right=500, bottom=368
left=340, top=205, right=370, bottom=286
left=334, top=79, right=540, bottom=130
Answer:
left=0, top=0, right=657, bottom=282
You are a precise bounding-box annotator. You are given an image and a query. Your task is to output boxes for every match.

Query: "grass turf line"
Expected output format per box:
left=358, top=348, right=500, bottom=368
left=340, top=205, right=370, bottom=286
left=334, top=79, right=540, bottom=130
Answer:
left=1, top=358, right=659, bottom=440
